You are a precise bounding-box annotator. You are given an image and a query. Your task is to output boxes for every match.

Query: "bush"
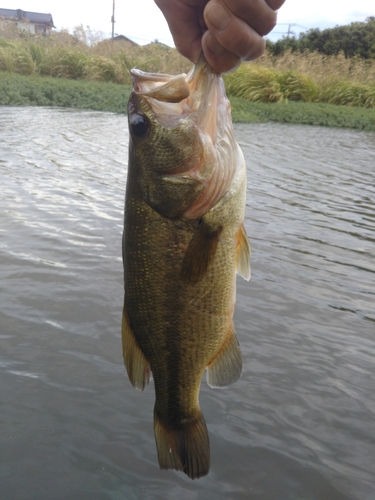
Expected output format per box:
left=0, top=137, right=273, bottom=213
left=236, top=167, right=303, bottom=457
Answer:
left=321, top=80, right=375, bottom=108
left=224, top=65, right=284, bottom=103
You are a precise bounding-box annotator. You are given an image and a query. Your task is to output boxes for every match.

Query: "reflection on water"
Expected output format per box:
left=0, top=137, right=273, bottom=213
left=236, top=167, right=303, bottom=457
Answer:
left=1, top=107, right=374, bottom=500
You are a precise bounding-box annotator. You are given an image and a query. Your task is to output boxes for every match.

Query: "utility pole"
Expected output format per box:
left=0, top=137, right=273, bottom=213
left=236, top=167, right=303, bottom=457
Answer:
left=111, top=0, right=115, bottom=39
left=286, top=23, right=298, bottom=37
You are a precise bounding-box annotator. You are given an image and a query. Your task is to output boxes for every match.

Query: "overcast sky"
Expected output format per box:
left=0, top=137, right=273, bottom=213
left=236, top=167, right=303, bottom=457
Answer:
left=3, top=1, right=374, bottom=44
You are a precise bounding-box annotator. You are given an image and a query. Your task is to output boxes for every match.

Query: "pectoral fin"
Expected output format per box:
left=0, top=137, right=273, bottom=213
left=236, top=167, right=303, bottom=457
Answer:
left=236, top=224, right=251, bottom=281
left=180, top=222, right=223, bottom=284
left=206, top=327, right=242, bottom=388
left=122, top=305, right=150, bottom=391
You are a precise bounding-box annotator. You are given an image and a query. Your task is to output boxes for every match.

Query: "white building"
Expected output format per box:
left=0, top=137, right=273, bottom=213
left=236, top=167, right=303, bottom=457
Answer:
left=0, top=8, right=55, bottom=35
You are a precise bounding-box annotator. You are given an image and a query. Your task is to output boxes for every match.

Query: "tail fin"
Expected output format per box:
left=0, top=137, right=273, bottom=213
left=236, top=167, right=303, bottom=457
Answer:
left=154, top=409, right=210, bottom=480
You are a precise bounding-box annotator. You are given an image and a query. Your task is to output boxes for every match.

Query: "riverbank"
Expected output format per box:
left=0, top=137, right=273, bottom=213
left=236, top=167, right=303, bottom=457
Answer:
left=1, top=71, right=375, bottom=131
left=0, top=71, right=130, bottom=113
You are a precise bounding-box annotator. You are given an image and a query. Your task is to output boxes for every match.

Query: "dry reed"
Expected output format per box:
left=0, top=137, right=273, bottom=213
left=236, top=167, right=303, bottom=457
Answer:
left=254, top=50, right=375, bottom=85
left=1, top=24, right=375, bottom=108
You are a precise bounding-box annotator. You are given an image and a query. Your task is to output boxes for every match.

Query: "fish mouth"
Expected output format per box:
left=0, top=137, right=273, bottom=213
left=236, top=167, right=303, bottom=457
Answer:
left=130, top=55, right=223, bottom=138
left=131, top=69, right=190, bottom=103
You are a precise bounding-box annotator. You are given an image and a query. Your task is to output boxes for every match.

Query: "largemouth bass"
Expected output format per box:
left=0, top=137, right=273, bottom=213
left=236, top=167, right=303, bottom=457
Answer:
left=122, top=56, right=251, bottom=480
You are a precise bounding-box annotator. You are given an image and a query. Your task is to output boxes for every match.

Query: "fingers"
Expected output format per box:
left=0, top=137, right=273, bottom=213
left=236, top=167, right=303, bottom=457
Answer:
left=155, top=0, right=287, bottom=73
left=202, top=0, right=286, bottom=72
left=202, top=31, right=242, bottom=73
left=265, top=0, right=286, bottom=11
left=203, top=0, right=269, bottom=72
left=219, top=0, right=278, bottom=36
left=154, top=0, right=203, bottom=63
left=202, top=24, right=266, bottom=73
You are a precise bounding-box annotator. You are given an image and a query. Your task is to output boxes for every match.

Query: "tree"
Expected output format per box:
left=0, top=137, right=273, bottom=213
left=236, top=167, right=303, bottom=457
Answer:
left=267, top=18, right=375, bottom=59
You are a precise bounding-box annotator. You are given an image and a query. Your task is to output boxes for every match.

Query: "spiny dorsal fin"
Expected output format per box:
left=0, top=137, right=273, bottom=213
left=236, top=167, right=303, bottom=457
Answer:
left=180, top=222, right=223, bottom=284
left=122, top=306, right=150, bottom=391
left=206, top=326, right=242, bottom=388
left=236, top=224, right=251, bottom=281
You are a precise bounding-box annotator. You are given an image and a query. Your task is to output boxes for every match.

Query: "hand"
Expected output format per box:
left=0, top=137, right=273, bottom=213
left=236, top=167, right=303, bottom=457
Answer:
left=155, top=0, right=286, bottom=73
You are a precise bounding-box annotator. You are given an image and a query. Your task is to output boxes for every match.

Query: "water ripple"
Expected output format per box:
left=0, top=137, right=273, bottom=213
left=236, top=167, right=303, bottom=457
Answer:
left=0, top=108, right=374, bottom=500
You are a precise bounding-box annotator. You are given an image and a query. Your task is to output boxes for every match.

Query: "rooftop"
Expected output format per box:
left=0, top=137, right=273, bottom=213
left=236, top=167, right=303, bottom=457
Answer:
left=0, top=8, right=55, bottom=27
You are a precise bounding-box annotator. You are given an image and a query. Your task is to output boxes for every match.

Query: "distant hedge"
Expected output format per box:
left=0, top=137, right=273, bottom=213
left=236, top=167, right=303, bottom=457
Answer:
left=267, top=17, right=375, bottom=59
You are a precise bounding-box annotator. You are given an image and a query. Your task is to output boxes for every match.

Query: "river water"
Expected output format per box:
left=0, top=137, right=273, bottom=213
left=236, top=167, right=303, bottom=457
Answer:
left=0, top=106, right=374, bottom=500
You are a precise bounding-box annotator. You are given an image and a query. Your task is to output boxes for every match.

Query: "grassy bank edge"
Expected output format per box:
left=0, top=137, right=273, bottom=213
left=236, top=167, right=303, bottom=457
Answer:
left=1, top=71, right=375, bottom=132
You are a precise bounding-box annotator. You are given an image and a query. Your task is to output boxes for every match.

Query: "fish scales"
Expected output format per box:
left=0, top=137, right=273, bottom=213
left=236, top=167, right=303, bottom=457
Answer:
left=122, top=56, right=251, bottom=479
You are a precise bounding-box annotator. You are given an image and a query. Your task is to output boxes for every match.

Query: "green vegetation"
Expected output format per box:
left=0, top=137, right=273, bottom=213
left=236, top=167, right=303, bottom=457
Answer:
left=230, top=97, right=375, bottom=131
left=1, top=21, right=375, bottom=129
left=0, top=22, right=191, bottom=82
left=2, top=71, right=375, bottom=132
left=267, top=17, right=375, bottom=59
left=223, top=62, right=375, bottom=108
left=0, top=71, right=130, bottom=111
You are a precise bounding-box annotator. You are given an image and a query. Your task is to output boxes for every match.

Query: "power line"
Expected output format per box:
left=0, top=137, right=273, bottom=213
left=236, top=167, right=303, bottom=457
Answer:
left=270, top=23, right=309, bottom=37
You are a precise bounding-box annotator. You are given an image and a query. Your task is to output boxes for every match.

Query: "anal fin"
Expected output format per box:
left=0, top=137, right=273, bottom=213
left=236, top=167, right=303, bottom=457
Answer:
left=236, top=224, right=251, bottom=281
left=122, top=305, right=150, bottom=391
left=206, top=327, right=242, bottom=388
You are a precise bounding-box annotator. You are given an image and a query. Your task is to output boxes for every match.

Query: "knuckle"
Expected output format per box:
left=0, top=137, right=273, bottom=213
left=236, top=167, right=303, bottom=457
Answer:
left=231, top=32, right=263, bottom=60
left=236, top=34, right=255, bottom=58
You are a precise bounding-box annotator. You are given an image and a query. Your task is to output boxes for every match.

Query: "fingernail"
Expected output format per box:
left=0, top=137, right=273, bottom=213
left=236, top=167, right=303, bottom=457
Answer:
left=205, top=1, right=231, bottom=31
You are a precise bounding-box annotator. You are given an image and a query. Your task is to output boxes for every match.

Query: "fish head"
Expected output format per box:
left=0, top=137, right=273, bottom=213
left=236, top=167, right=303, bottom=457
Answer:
left=127, top=57, right=239, bottom=220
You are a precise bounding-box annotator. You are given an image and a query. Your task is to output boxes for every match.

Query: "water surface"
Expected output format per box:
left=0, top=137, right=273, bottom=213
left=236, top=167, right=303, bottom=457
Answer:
left=1, top=107, right=374, bottom=499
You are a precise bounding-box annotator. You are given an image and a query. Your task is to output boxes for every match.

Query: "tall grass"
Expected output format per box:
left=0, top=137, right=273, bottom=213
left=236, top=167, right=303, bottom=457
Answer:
left=0, top=38, right=36, bottom=74
left=223, top=65, right=320, bottom=103
left=224, top=59, right=375, bottom=108
left=255, top=50, right=375, bottom=85
left=1, top=23, right=375, bottom=108
left=246, top=49, right=375, bottom=108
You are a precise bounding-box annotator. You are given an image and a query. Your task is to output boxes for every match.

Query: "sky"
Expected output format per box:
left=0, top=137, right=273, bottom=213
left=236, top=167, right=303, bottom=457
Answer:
left=2, top=0, right=374, bottom=45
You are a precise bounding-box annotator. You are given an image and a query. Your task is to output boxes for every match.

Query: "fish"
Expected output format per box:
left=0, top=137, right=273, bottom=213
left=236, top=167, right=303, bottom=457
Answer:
left=122, top=55, right=251, bottom=480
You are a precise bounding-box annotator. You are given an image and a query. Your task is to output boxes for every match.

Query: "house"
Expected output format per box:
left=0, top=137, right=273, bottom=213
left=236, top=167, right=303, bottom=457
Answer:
left=147, top=39, right=172, bottom=49
left=112, top=34, right=138, bottom=47
left=0, top=8, right=55, bottom=35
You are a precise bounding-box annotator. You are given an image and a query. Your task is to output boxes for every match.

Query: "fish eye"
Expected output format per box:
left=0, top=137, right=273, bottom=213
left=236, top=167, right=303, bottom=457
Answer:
left=130, top=114, right=149, bottom=137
